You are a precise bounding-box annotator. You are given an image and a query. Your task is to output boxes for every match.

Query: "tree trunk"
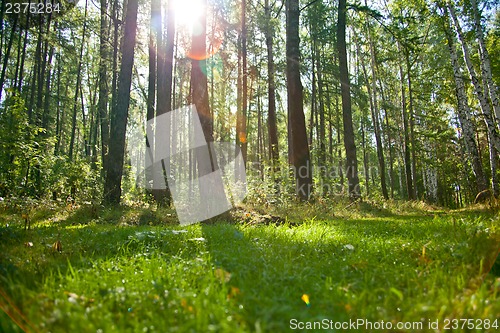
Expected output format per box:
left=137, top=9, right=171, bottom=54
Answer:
left=360, top=39, right=388, bottom=199
left=103, top=0, right=139, bottom=205
left=378, top=79, right=394, bottom=198
left=398, top=43, right=415, bottom=200
left=470, top=0, right=500, bottom=128
left=99, top=0, right=111, bottom=176
left=442, top=11, right=488, bottom=194
left=316, top=46, right=326, bottom=173
left=337, top=0, right=360, bottom=200
left=448, top=4, right=500, bottom=154
left=405, top=52, right=418, bottom=199
left=264, top=0, right=279, bottom=177
left=286, top=0, right=313, bottom=200
left=69, top=0, right=88, bottom=161
left=16, top=15, right=29, bottom=91
left=448, top=4, right=500, bottom=195
left=241, top=0, right=248, bottom=165
left=368, top=27, right=389, bottom=199
left=190, top=0, right=227, bottom=217
left=0, top=14, right=17, bottom=101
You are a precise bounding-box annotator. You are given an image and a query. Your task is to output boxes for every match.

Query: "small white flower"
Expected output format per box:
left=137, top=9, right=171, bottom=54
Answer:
left=344, top=244, right=355, bottom=250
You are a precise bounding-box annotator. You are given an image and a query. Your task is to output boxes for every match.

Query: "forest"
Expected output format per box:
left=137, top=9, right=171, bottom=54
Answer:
left=0, top=0, right=499, bottom=331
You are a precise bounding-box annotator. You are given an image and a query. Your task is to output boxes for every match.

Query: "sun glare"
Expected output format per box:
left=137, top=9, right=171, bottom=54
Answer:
left=172, top=0, right=205, bottom=29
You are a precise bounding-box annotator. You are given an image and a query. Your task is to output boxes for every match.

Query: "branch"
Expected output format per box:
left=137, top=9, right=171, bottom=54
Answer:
left=300, top=0, right=320, bottom=12
left=275, top=0, right=284, bottom=18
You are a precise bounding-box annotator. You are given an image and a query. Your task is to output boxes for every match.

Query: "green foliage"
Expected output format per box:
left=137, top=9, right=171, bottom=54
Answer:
left=0, top=94, right=44, bottom=196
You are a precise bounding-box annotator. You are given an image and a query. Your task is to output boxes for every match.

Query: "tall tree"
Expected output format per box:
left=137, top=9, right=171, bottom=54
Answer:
left=441, top=6, right=487, bottom=194
left=286, top=0, right=312, bottom=200
left=337, top=0, right=360, bottom=199
left=264, top=0, right=279, bottom=178
left=447, top=3, right=500, bottom=196
left=103, top=0, right=139, bottom=205
left=448, top=3, right=500, bottom=153
left=190, top=0, right=226, bottom=215
left=69, top=0, right=89, bottom=161
left=99, top=0, right=110, bottom=176
left=470, top=0, right=500, bottom=128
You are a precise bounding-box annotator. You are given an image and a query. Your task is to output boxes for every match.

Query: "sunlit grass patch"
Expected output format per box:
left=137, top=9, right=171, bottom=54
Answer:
left=0, top=203, right=498, bottom=332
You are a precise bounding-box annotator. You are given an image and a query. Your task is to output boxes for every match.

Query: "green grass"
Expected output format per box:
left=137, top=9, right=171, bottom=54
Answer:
left=0, top=201, right=499, bottom=332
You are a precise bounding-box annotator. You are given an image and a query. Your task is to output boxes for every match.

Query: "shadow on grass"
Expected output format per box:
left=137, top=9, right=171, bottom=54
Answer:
left=0, top=202, right=498, bottom=332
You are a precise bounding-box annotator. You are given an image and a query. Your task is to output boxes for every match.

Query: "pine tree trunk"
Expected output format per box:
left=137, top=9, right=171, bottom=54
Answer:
left=316, top=46, right=326, bottom=175
left=99, top=0, right=110, bottom=176
left=398, top=43, right=415, bottom=200
left=69, top=0, right=88, bottom=161
left=378, top=80, right=394, bottom=198
left=0, top=14, right=17, bottom=101
left=190, top=0, right=226, bottom=216
left=241, top=0, right=248, bottom=165
left=360, top=41, right=388, bottom=199
left=368, top=30, right=389, bottom=200
left=103, top=0, right=139, bottom=205
left=337, top=0, right=360, bottom=200
left=264, top=0, right=279, bottom=177
left=16, top=15, right=29, bottom=91
left=406, top=53, right=418, bottom=199
left=286, top=0, right=313, bottom=200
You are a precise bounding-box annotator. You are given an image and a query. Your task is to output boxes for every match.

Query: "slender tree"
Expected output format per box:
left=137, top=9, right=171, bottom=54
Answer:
left=264, top=0, right=279, bottom=178
left=99, top=0, right=111, bottom=176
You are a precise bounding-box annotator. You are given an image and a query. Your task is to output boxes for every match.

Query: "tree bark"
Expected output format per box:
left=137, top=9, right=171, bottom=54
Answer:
left=264, top=0, right=279, bottom=177
left=470, top=0, right=500, bottom=128
left=99, top=0, right=111, bottom=176
left=398, top=42, right=415, bottom=200
left=360, top=38, right=388, bottom=199
left=442, top=10, right=488, bottom=194
left=448, top=4, right=500, bottom=154
left=337, top=0, right=360, bottom=200
left=69, top=0, right=88, bottom=161
left=286, top=0, right=313, bottom=200
left=241, top=0, right=248, bottom=165
left=103, top=0, right=139, bottom=205
left=0, top=14, right=17, bottom=101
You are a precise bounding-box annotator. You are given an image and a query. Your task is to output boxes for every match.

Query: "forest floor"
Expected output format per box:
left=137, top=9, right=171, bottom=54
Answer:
left=0, top=199, right=499, bottom=332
